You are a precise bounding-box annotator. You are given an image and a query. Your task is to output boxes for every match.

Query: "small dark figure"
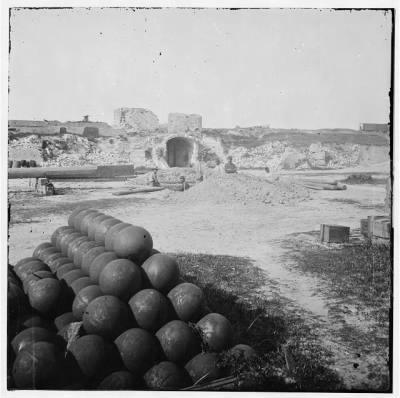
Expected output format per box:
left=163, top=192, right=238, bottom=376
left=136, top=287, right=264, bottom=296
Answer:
left=150, top=168, right=160, bottom=187
left=265, top=166, right=279, bottom=183
left=45, top=181, right=56, bottom=196
left=179, top=176, right=190, bottom=192
left=224, top=156, right=237, bottom=174
left=41, top=176, right=56, bottom=195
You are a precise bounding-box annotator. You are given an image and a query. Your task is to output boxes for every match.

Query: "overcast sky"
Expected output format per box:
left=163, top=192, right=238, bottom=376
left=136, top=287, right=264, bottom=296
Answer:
left=8, top=8, right=392, bottom=129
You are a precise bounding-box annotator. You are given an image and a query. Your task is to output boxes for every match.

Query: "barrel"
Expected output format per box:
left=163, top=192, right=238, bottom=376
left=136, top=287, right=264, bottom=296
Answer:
left=21, top=160, right=27, bottom=168
left=29, top=160, right=37, bottom=168
left=13, top=161, right=21, bottom=168
left=8, top=160, right=13, bottom=169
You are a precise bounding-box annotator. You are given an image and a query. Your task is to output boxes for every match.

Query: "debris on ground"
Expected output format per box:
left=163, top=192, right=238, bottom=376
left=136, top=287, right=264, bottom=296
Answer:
left=172, top=173, right=310, bottom=206
left=300, top=181, right=347, bottom=191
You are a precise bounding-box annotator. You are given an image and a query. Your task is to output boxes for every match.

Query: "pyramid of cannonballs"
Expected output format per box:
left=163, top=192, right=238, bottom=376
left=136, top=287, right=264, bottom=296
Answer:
left=8, top=208, right=256, bottom=390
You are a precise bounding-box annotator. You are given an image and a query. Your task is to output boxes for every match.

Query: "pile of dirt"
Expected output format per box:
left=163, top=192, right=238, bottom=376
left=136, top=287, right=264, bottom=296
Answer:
left=227, top=141, right=370, bottom=170
left=8, top=135, right=43, bottom=164
left=172, top=172, right=310, bottom=206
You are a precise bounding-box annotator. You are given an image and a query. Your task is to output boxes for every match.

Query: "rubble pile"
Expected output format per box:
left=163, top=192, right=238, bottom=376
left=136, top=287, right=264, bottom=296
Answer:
left=9, top=134, right=136, bottom=167
left=9, top=130, right=388, bottom=171
left=226, top=141, right=369, bottom=170
left=173, top=173, right=310, bottom=206
left=8, top=135, right=43, bottom=163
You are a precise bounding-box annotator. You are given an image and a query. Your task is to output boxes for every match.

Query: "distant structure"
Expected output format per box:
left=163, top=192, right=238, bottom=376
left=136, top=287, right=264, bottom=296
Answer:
left=145, top=113, right=204, bottom=169
left=168, top=113, right=202, bottom=135
left=359, top=123, right=389, bottom=134
left=8, top=119, right=123, bottom=137
left=114, top=108, right=159, bottom=132
left=83, top=126, right=99, bottom=139
left=83, top=115, right=90, bottom=122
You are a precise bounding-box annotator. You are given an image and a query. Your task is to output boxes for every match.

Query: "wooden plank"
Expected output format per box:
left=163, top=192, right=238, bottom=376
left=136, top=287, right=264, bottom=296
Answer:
left=303, top=183, right=346, bottom=191
left=304, top=184, right=325, bottom=190
left=298, top=179, right=339, bottom=185
left=112, top=187, right=165, bottom=196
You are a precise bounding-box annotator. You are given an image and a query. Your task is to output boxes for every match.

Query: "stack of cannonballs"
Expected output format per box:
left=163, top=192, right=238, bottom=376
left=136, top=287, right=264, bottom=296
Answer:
left=8, top=208, right=256, bottom=390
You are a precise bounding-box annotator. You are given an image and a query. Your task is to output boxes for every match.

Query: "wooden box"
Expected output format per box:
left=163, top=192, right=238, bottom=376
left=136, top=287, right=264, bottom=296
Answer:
left=367, top=215, right=390, bottom=237
left=320, top=224, right=350, bottom=243
left=371, top=219, right=391, bottom=239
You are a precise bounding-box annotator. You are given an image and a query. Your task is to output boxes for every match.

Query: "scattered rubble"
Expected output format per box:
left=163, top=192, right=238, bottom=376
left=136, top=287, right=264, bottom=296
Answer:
left=172, top=173, right=310, bottom=206
left=227, top=141, right=370, bottom=170
left=8, top=130, right=389, bottom=171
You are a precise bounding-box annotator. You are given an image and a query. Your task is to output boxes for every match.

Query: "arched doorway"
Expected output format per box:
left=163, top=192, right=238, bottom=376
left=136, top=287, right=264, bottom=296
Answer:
left=166, top=137, right=194, bottom=167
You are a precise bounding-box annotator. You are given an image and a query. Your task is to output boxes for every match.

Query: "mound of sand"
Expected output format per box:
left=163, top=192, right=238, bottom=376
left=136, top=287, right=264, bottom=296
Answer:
left=172, top=172, right=310, bottom=206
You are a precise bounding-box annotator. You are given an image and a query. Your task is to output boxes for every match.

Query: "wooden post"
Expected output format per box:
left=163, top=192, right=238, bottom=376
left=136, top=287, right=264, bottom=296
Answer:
left=360, top=219, right=369, bottom=237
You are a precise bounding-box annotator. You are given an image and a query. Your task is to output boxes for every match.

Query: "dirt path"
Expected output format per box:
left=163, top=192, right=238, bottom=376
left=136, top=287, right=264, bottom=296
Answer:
left=7, top=177, right=389, bottom=390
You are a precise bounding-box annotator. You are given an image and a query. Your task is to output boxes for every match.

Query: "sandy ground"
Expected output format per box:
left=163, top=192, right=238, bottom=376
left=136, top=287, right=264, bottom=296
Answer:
left=7, top=168, right=390, bottom=390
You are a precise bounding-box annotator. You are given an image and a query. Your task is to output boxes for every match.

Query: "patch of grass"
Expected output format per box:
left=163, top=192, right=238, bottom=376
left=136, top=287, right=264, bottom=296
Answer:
left=280, top=239, right=392, bottom=391
left=171, top=252, right=343, bottom=391
left=327, top=198, right=387, bottom=211
left=284, top=241, right=391, bottom=316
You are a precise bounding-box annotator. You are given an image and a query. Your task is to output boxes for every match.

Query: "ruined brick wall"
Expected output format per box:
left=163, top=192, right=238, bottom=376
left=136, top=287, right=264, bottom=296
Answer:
left=9, top=120, right=124, bottom=137
left=114, top=108, right=159, bottom=132
left=168, top=113, right=202, bottom=135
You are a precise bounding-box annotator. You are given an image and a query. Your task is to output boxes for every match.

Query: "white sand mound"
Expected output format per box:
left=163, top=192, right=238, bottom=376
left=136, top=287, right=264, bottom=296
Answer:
left=173, top=172, right=310, bottom=206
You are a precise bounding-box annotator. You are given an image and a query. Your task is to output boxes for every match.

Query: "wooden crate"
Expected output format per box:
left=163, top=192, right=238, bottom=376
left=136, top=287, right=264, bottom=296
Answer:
left=367, top=215, right=390, bottom=237
left=371, top=219, right=391, bottom=239
left=320, top=224, right=350, bottom=243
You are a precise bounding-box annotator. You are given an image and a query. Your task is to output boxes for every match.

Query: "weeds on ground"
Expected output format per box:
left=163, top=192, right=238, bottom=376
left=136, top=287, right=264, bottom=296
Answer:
left=172, top=252, right=342, bottom=391
left=284, top=240, right=392, bottom=324
left=327, top=198, right=387, bottom=211
left=281, top=238, right=392, bottom=391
